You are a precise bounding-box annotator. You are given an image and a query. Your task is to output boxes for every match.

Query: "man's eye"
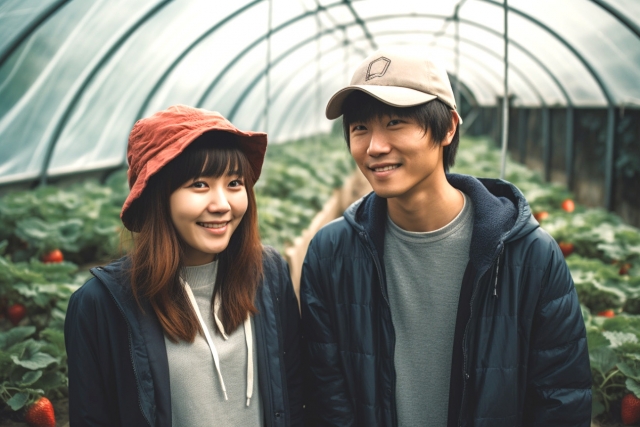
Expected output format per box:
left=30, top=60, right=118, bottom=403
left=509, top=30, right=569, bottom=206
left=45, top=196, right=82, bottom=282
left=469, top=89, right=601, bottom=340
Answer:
left=388, top=119, right=402, bottom=126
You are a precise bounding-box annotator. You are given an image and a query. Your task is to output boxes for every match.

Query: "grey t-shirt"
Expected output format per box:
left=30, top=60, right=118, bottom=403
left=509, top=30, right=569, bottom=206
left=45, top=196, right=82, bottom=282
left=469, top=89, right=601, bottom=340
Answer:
left=384, top=192, right=473, bottom=426
left=165, top=261, right=263, bottom=427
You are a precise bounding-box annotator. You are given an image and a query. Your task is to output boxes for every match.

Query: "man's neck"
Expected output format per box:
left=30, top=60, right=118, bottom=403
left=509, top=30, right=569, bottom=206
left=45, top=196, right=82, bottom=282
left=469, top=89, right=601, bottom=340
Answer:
left=387, top=175, right=464, bottom=233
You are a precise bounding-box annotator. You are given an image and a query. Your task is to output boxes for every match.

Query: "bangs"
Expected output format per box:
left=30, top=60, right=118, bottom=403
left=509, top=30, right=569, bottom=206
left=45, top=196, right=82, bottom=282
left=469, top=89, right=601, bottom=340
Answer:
left=341, top=91, right=455, bottom=151
left=342, top=90, right=423, bottom=126
left=163, top=131, right=252, bottom=194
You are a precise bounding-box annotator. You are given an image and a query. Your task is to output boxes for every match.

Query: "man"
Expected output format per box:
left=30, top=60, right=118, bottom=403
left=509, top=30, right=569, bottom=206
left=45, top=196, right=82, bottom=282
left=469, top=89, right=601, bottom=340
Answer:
left=300, top=48, right=591, bottom=427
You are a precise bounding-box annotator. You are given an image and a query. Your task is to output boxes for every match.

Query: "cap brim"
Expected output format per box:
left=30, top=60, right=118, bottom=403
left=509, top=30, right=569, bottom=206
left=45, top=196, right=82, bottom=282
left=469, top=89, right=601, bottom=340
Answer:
left=326, top=85, right=437, bottom=120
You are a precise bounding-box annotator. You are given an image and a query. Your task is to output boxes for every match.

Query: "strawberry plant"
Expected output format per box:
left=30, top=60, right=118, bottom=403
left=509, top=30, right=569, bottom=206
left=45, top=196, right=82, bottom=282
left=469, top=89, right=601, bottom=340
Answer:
left=0, top=171, right=128, bottom=265
left=255, top=134, right=354, bottom=250
left=0, top=326, right=67, bottom=419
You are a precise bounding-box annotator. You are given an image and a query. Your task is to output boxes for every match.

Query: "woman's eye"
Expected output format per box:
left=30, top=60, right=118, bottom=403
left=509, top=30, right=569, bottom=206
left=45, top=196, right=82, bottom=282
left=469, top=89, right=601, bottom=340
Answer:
left=190, top=181, right=208, bottom=189
left=351, top=124, right=367, bottom=132
left=229, top=179, right=244, bottom=188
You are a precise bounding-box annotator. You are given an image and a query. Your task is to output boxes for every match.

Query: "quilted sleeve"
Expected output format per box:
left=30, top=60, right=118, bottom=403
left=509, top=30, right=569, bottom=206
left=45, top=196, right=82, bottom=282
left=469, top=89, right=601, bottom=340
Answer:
left=64, top=279, right=119, bottom=426
left=523, top=239, right=592, bottom=427
left=300, top=243, right=355, bottom=427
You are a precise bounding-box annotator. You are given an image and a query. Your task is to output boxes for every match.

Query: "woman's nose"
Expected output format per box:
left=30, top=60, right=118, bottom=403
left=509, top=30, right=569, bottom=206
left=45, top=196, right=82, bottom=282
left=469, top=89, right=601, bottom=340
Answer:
left=207, top=187, right=231, bottom=213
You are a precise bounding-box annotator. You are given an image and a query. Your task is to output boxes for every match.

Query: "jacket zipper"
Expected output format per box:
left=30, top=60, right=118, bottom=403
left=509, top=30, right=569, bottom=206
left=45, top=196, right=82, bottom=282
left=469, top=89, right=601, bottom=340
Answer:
left=359, top=231, right=398, bottom=427
left=458, top=244, right=504, bottom=427
left=256, top=301, right=276, bottom=426
left=268, top=279, right=289, bottom=426
left=97, top=270, right=153, bottom=427
left=493, top=246, right=504, bottom=298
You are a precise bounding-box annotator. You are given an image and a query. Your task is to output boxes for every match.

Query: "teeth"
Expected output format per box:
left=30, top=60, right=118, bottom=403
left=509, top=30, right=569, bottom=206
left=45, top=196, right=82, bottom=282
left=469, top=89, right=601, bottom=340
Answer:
left=373, top=165, right=399, bottom=172
left=198, top=222, right=227, bottom=229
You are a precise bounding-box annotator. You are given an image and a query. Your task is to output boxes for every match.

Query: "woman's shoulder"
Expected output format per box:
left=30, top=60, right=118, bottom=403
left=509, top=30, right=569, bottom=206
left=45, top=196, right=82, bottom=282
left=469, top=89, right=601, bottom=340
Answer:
left=71, top=257, right=132, bottom=304
left=262, top=244, right=285, bottom=265
left=260, top=245, right=292, bottom=288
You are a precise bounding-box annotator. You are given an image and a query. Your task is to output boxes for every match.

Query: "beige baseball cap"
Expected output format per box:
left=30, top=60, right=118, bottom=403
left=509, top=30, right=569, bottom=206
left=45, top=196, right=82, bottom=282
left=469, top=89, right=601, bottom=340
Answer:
left=325, top=48, right=462, bottom=124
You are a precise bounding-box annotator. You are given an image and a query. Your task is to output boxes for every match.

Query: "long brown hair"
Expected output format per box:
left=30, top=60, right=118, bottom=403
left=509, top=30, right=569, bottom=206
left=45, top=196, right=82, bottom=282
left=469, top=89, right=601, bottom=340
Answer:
left=126, top=131, right=263, bottom=342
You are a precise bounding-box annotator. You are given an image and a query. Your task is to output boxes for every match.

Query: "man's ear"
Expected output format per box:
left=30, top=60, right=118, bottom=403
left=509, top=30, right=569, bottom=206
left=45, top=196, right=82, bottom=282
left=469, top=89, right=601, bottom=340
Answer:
left=441, top=111, right=459, bottom=147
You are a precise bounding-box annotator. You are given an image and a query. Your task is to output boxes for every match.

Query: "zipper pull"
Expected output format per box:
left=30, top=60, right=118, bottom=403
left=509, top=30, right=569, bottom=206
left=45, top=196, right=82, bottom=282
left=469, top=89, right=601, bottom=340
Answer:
left=493, top=246, right=504, bottom=298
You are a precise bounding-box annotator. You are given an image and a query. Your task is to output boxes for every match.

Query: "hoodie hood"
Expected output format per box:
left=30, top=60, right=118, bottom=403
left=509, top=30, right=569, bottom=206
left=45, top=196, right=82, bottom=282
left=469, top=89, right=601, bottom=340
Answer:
left=343, top=173, right=538, bottom=271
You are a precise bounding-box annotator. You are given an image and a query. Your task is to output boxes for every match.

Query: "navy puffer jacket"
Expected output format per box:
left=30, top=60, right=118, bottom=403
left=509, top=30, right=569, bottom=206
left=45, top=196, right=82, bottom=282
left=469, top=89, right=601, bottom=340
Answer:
left=65, top=246, right=303, bottom=427
left=301, top=174, right=591, bottom=427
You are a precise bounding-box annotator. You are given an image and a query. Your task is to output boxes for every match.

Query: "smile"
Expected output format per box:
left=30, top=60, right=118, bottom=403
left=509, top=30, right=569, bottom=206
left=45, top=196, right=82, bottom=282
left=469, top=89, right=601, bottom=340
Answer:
left=370, top=165, right=400, bottom=172
left=197, top=222, right=228, bottom=229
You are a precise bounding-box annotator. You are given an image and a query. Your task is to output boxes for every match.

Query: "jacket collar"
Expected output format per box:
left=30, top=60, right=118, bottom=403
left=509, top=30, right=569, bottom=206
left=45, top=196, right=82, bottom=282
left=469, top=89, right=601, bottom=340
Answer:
left=343, top=173, right=537, bottom=271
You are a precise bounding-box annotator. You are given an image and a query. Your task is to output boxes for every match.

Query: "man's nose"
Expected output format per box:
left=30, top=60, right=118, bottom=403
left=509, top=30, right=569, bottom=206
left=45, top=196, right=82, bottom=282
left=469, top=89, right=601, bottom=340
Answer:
left=367, top=130, right=391, bottom=157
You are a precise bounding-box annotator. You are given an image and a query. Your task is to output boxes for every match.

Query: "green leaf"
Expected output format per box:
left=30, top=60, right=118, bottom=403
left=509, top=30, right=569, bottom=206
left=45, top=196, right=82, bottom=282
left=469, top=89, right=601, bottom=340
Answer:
left=587, top=330, right=610, bottom=351
left=618, top=362, right=640, bottom=381
left=11, top=341, right=58, bottom=370
left=627, top=378, right=640, bottom=398
left=591, top=397, right=605, bottom=417
left=0, top=326, right=36, bottom=351
left=6, top=392, right=28, bottom=411
left=40, top=328, right=65, bottom=355
left=33, top=370, right=67, bottom=392
left=603, top=331, right=638, bottom=348
left=20, top=370, right=43, bottom=386
left=590, top=347, right=619, bottom=375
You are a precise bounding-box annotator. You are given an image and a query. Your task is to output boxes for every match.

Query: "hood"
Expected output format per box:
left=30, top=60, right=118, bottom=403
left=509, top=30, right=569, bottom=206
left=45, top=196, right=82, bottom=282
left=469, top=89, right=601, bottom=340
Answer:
left=343, top=173, right=538, bottom=271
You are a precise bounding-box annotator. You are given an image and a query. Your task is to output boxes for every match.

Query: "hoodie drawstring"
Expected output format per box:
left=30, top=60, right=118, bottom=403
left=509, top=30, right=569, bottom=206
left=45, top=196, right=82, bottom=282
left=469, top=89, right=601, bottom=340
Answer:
left=182, top=279, right=254, bottom=406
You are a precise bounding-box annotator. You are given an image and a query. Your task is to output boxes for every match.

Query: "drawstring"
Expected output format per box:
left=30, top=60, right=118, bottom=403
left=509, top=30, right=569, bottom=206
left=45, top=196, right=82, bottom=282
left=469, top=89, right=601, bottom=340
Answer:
left=244, top=316, right=253, bottom=406
left=181, top=279, right=254, bottom=405
left=493, top=246, right=504, bottom=298
left=182, top=280, right=228, bottom=400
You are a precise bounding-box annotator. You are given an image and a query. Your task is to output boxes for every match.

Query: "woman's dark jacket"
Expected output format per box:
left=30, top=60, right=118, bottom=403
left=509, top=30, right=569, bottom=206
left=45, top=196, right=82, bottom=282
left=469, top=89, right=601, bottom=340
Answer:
left=65, top=246, right=303, bottom=427
left=300, top=174, right=592, bottom=427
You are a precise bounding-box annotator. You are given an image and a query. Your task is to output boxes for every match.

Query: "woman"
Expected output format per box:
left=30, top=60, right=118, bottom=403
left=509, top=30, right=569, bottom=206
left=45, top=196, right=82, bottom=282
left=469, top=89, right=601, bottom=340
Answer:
left=64, top=105, right=303, bottom=426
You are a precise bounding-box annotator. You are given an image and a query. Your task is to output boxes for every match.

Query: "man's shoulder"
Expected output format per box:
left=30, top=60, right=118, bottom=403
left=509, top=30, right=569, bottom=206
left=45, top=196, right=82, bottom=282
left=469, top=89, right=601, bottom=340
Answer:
left=308, top=216, right=363, bottom=259
left=506, top=225, right=568, bottom=273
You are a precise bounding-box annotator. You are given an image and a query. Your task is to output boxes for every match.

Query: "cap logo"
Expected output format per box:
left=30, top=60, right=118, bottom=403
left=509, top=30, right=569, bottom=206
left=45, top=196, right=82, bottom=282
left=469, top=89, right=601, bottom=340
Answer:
left=366, top=57, right=391, bottom=81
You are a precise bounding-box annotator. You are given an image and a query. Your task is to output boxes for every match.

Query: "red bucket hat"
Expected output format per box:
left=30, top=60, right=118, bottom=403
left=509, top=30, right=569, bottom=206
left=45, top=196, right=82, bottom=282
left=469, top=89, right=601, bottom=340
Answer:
left=121, top=105, right=267, bottom=232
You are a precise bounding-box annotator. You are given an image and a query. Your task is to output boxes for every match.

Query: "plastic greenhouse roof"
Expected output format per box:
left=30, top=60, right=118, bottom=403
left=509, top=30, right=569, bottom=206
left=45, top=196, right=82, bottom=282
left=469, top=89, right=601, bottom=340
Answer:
left=0, top=0, right=639, bottom=185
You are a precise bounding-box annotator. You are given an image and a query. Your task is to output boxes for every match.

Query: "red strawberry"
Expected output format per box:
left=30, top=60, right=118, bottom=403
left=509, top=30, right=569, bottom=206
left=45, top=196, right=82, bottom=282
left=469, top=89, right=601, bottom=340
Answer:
left=6, top=303, right=26, bottom=326
left=558, top=242, right=574, bottom=257
left=622, top=393, right=640, bottom=425
left=533, top=211, right=549, bottom=222
left=561, top=199, right=575, bottom=213
left=597, top=309, right=615, bottom=318
left=24, top=397, right=55, bottom=427
left=620, top=263, right=632, bottom=276
left=42, top=249, right=63, bottom=263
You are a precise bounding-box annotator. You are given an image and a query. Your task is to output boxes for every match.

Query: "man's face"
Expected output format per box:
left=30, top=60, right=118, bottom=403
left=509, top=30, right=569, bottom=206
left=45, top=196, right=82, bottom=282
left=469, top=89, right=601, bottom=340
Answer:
left=349, top=114, right=451, bottom=200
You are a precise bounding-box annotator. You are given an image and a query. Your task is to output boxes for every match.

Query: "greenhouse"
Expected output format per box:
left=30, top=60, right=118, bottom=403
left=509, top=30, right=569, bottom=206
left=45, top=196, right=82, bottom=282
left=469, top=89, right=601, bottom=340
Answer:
left=0, top=0, right=639, bottom=425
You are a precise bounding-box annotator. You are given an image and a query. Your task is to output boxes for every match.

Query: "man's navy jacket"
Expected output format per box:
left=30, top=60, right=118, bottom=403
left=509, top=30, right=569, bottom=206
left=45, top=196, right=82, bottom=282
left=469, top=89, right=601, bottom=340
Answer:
left=301, top=174, right=591, bottom=427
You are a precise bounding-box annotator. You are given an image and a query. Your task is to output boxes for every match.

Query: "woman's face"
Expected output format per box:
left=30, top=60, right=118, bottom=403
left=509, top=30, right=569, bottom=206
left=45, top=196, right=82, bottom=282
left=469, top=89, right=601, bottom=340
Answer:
left=169, top=172, right=248, bottom=266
